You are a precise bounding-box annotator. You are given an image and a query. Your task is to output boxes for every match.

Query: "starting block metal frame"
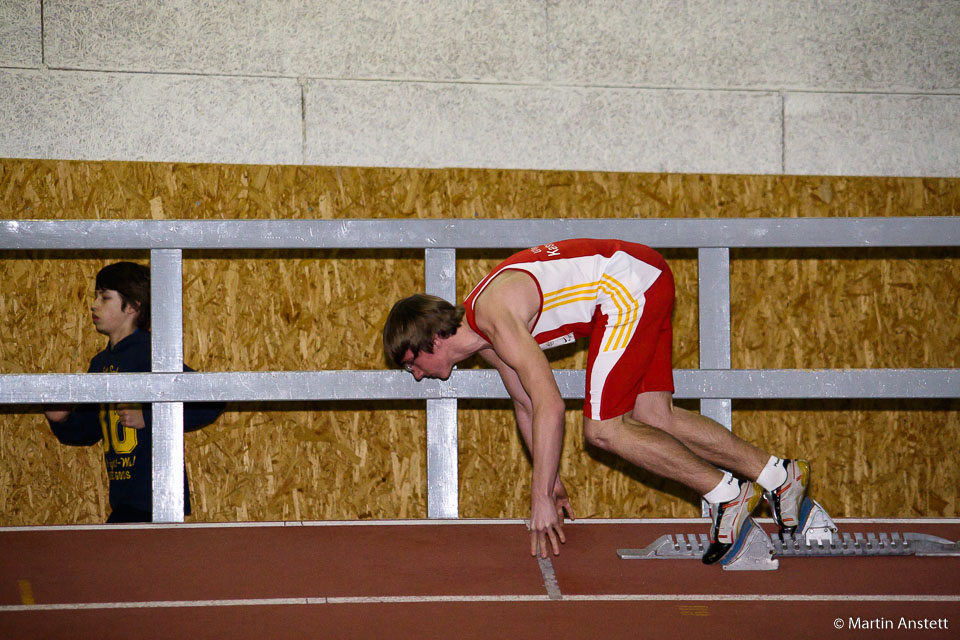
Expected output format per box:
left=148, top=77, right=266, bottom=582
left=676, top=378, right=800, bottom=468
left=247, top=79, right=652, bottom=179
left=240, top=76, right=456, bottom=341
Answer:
left=618, top=501, right=960, bottom=570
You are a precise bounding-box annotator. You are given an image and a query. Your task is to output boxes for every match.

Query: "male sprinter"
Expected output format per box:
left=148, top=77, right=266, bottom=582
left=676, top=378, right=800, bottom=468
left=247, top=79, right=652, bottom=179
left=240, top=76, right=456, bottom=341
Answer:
left=383, top=239, right=811, bottom=564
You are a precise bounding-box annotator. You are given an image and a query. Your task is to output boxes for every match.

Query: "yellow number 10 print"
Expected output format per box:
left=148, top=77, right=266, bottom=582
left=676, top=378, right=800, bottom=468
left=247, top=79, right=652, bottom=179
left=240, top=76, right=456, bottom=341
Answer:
left=99, top=403, right=138, bottom=454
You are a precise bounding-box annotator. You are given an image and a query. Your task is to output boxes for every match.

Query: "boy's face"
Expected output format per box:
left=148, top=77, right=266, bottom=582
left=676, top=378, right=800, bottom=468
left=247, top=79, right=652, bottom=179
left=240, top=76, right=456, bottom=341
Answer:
left=400, top=336, right=455, bottom=381
left=91, top=288, right=139, bottom=340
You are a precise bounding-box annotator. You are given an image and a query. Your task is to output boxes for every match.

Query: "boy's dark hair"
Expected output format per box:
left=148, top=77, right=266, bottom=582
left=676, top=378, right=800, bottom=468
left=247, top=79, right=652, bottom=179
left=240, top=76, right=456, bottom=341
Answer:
left=383, top=294, right=465, bottom=368
left=95, top=262, right=151, bottom=330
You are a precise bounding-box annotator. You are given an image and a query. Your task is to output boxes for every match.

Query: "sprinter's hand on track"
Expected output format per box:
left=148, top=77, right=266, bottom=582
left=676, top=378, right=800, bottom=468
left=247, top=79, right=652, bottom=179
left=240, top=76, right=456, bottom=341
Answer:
left=530, top=493, right=565, bottom=558
left=554, top=477, right=575, bottom=521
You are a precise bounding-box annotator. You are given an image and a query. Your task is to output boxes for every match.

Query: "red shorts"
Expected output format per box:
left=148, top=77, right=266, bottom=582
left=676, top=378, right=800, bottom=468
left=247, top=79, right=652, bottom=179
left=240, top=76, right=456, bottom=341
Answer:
left=584, top=259, right=675, bottom=420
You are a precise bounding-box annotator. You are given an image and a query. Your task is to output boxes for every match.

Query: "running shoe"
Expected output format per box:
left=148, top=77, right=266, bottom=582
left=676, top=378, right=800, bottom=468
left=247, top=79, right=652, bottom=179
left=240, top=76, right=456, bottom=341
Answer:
left=764, top=459, right=811, bottom=534
left=702, top=480, right=762, bottom=565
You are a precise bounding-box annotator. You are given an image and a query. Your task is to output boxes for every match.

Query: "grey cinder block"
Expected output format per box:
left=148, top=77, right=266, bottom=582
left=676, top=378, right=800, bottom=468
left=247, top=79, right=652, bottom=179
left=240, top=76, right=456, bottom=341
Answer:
left=304, top=80, right=781, bottom=173
left=0, top=69, right=302, bottom=164
left=0, top=0, right=41, bottom=68
left=785, top=93, right=960, bottom=177
left=44, top=0, right=548, bottom=82
left=548, top=0, right=960, bottom=92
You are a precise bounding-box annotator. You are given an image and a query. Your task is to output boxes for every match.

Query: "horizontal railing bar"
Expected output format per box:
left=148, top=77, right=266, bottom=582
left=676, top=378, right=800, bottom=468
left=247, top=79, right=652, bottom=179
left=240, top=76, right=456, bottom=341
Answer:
left=3, top=369, right=957, bottom=403
left=2, top=217, right=959, bottom=250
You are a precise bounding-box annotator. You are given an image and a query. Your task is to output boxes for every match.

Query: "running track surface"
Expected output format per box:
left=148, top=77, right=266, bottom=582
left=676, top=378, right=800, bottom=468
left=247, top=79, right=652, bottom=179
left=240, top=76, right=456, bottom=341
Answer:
left=2, top=519, right=958, bottom=639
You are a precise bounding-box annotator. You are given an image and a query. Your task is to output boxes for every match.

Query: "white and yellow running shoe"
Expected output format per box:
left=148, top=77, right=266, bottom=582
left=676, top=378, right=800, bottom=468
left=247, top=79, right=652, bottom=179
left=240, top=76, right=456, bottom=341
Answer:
left=765, top=459, right=811, bottom=534
left=702, top=480, right=763, bottom=565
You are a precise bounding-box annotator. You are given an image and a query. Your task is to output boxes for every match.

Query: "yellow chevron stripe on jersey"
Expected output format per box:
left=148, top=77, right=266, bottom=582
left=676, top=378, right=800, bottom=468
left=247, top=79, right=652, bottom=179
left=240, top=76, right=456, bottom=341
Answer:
left=601, top=275, right=639, bottom=350
left=607, top=275, right=640, bottom=348
left=542, top=293, right=600, bottom=312
left=542, top=281, right=601, bottom=305
left=598, top=281, right=630, bottom=350
left=543, top=280, right=601, bottom=297
left=541, top=276, right=640, bottom=352
left=544, top=282, right=627, bottom=352
left=597, top=281, right=627, bottom=351
left=599, top=281, right=639, bottom=351
left=542, top=282, right=601, bottom=311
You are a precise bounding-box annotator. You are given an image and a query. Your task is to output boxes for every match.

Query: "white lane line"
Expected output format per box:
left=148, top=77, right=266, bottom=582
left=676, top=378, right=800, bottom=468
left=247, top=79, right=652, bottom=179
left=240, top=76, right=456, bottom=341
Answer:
left=563, top=595, right=960, bottom=602
left=537, top=557, right=562, bottom=601
left=3, top=593, right=957, bottom=612
left=566, top=518, right=960, bottom=525
left=294, top=519, right=527, bottom=528
left=1, top=598, right=312, bottom=611
left=0, top=596, right=548, bottom=612
left=0, top=519, right=529, bottom=532
left=326, top=596, right=553, bottom=604
left=3, top=518, right=956, bottom=533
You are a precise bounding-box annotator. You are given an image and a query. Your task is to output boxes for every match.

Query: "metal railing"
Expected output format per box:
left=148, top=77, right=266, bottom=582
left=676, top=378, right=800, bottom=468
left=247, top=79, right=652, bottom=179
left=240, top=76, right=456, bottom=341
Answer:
left=2, top=217, right=958, bottom=521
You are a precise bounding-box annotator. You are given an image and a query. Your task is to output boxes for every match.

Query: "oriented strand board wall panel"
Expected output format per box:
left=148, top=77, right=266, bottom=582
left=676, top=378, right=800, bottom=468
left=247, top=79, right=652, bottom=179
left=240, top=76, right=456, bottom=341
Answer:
left=1, top=160, right=958, bottom=524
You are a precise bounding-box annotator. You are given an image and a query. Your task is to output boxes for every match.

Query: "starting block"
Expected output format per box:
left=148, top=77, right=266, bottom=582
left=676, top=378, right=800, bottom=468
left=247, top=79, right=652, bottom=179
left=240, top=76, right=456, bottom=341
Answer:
left=718, top=517, right=778, bottom=570
left=617, top=499, right=960, bottom=571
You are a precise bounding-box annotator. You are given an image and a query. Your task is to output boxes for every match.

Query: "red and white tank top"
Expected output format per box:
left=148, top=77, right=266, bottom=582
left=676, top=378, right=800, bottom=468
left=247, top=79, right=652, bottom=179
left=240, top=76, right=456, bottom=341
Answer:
left=463, top=238, right=664, bottom=351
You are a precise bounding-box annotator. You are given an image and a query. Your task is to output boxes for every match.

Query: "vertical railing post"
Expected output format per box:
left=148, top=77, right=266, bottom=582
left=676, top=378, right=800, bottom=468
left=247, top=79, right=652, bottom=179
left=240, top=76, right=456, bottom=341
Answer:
left=150, top=249, right=185, bottom=523
left=424, top=248, right=458, bottom=518
left=698, top=247, right=732, bottom=515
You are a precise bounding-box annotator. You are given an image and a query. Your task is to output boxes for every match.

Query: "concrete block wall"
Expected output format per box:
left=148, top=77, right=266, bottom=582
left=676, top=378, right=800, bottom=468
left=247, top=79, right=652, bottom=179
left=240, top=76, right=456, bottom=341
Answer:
left=1, top=0, right=958, bottom=175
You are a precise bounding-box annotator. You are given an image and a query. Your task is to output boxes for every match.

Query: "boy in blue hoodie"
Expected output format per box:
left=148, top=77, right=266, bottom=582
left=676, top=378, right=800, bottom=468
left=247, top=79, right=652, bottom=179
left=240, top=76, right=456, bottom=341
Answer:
left=44, top=262, right=224, bottom=523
